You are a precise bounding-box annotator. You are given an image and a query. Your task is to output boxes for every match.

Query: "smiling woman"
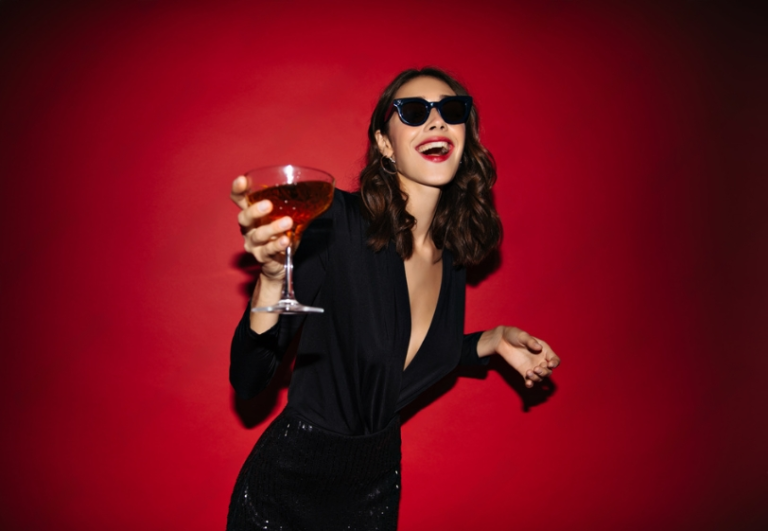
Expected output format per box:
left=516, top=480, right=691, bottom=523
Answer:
left=363, top=68, right=501, bottom=264
left=226, top=67, right=560, bottom=530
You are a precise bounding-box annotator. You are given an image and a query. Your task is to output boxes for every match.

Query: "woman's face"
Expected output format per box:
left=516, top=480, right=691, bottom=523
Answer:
left=376, top=76, right=466, bottom=194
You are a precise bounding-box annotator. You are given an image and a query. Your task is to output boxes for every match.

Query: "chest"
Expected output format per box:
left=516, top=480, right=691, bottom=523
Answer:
left=403, top=255, right=443, bottom=369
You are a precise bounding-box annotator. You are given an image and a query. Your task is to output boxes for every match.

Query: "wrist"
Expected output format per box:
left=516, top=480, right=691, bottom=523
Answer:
left=249, top=275, right=282, bottom=334
left=252, top=274, right=283, bottom=306
left=258, top=271, right=283, bottom=289
left=477, top=326, right=504, bottom=358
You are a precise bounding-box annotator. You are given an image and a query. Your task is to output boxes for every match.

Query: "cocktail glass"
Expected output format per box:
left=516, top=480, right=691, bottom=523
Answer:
left=244, top=164, right=335, bottom=314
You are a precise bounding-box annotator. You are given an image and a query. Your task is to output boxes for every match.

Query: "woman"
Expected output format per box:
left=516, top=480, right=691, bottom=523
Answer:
left=227, top=67, right=560, bottom=530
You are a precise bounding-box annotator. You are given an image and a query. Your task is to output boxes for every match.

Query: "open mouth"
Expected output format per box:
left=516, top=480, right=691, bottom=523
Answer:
left=417, top=141, right=452, bottom=156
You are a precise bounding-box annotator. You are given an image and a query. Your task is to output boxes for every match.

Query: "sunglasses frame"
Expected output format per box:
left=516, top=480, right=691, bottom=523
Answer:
left=384, top=95, right=473, bottom=126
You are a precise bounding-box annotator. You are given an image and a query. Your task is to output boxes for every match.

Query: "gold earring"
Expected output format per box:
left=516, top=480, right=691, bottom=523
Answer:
left=380, top=155, right=397, bottom=175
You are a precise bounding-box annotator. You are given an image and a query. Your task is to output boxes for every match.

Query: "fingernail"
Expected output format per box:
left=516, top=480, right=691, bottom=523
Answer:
left=279, top=236, right=289, bottom=247
left=257, top=201, right=270, bottom=212
left=279, top=218, right=292, bottom=229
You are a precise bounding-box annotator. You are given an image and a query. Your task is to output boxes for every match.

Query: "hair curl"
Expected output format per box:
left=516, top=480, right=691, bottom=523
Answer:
left=358, top=67, right=502, bottom=268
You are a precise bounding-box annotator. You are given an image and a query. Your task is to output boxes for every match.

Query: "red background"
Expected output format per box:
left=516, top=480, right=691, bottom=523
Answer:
left=1, top=1, right=767, bottom=529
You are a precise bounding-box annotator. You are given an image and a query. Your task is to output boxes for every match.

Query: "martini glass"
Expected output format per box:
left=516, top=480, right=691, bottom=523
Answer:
left=244, top=165, right=335, bottom=314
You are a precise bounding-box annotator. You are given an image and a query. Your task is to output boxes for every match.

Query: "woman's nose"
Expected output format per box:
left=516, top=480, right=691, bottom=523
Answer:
left=425, top=108, right=446, bottom=129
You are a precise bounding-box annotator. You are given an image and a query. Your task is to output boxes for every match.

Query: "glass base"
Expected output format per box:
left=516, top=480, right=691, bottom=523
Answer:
left=251, top=298, right=324, bottom=314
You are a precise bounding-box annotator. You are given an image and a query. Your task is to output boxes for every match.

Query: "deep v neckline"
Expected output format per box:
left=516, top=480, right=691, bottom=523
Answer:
left=400, top=249, right=448, bottom=373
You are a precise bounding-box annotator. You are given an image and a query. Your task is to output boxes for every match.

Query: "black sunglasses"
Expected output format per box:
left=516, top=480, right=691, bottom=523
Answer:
left=383, top=96, right=473, bottom=126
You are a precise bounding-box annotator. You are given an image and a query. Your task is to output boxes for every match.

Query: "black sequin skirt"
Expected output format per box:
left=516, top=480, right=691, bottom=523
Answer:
left=227, top=408, right=402, bottom=531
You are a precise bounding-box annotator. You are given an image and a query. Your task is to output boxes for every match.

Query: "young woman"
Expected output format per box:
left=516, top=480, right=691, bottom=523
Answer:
left=227, top=67, right=560, bottom=531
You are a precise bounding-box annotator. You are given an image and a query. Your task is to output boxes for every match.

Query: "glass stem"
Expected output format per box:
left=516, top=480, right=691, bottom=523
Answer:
left=282, top=242, right=295, bottom=301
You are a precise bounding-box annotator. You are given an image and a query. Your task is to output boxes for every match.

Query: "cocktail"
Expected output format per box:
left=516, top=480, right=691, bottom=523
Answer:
left=244, top=165, right=335, bottom=314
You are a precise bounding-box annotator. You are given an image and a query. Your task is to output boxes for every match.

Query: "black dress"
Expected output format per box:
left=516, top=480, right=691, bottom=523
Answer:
left=228, top=190, right=488, bottom=530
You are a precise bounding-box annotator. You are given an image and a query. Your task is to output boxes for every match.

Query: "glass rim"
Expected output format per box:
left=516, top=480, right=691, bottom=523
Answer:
left=243, top=164, right=335, bottom=184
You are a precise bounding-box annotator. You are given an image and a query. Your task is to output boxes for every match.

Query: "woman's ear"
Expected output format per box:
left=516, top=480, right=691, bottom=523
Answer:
left=375, top=130, right=393, bottom=158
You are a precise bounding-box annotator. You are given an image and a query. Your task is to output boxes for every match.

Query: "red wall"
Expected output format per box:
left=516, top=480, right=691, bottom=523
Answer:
left=1, top=1, right=766, bottom=529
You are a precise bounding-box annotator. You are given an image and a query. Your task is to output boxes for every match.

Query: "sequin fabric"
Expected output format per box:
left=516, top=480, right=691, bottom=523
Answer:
left=227, top=409, right=402, bottom=531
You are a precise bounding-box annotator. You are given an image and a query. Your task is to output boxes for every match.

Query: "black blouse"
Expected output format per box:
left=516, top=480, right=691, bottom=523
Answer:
left=230, top=190, right=489, bottom=436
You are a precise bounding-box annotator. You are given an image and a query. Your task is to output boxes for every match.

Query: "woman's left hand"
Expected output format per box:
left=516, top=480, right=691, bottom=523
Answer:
left=477, top=326, right=560, bottom=388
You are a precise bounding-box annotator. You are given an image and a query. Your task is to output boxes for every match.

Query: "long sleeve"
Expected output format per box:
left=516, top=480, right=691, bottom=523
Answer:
left=229, top=307, right=303, bottom=399
left=228, top=190, right=338, bottom=400
left=459, top=331, right=491, bottom=366
left=230, top=310, right=280, bottom=400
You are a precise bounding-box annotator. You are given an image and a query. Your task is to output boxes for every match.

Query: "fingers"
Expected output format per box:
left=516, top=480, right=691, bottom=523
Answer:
left=496, top=327, right=560, bottom=388
left=525, top=333, right=543, bottom=353
left=535, top=338, right=560, bottom=369
left=232, top=176, right=272, bottom=228
left=243, top=216, right=294, bottom=254
left=230, top=176, right=251, bottom=208
left=524, top=366, right=550, bottom=388
left=238, top=200, right=275, bottom=231
left=502, top=327, right=543, bottom=353
left=252, top=234, right=290, bottom=263
left=528, top=339, right=560, bottom=386
left=231, top=175, right=296, bottom=271
left=525, top=361, right=552, bottom=385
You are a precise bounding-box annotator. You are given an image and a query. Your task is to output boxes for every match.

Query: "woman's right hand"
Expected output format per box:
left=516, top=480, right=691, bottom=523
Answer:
left=231, top=176, right=293, bottom=282
left=232, top=176, right=294, bottom=332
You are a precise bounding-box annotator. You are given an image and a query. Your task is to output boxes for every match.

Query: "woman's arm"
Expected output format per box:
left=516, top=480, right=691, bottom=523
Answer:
left=230, top=308, right=291, bottom=399
left=476, top=326, right=560, bottom=387
left=228, top=177, right=332, bottom=399
left=460, top=332, right=490, bottom=366
left=231, top=175, right=293, bottom=333
left=228, top=176, right=296, bottom=398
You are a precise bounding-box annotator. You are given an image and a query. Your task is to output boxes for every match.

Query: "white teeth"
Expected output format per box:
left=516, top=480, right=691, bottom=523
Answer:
left=417, top=141, right=451, bottom=154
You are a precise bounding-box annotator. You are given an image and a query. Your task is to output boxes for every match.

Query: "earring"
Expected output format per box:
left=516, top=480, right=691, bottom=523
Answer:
left=380, top=155, right=397, bottom=175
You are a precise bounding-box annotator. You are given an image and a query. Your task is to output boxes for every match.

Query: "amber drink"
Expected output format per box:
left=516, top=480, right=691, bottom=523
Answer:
left=246, top=181, right=334, bottom=240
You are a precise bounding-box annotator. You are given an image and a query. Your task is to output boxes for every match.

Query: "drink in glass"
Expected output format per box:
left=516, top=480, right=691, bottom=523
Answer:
left=244, top=165, right=335, bottom=314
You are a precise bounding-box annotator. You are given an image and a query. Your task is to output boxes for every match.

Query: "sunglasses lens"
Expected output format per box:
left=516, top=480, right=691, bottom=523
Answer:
left=399, top=101, right=429, bottom=125
left=440, top=99, right=468, bottom=123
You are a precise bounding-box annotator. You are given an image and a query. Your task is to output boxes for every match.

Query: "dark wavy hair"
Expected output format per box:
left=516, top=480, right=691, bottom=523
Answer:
left=359, top=67, right=502, bottom=268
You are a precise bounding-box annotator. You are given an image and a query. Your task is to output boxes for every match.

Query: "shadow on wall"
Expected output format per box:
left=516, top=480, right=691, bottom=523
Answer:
left=467, top=248, right=501, bottom=287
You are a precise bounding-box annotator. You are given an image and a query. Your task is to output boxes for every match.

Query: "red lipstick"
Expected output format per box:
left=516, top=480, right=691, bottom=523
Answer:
left=415, top=137, right=454, bottom=163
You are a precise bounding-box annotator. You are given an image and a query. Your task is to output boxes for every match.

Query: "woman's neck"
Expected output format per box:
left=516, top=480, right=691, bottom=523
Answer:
left=398, top=176, right=441, bottom=253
